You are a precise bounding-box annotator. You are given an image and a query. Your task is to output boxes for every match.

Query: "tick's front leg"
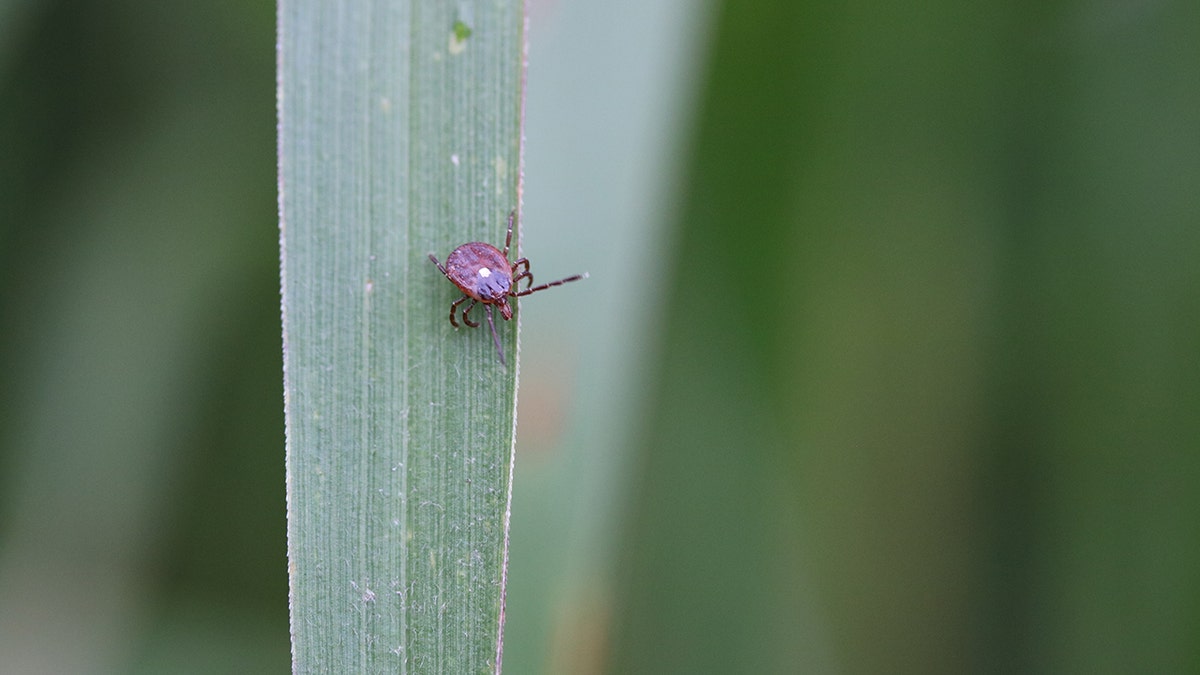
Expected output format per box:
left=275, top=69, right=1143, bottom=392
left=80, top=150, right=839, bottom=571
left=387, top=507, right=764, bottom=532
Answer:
left=459, top=298, right=481, bottom=328
left=450, top=295, right=478, bottom=328
left=511, top=258, right=533, bottom=291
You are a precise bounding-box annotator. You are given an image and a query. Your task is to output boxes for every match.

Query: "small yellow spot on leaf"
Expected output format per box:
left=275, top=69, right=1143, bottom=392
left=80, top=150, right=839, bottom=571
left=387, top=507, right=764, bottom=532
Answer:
left=449, top=20, right=471, bottom=55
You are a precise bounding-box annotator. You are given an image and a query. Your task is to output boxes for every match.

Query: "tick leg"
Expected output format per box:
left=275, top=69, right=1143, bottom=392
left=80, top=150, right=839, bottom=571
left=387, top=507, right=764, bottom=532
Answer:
left=429, top=254, right=449, bottom=276
left=503, top=210, right=516, bottom=259
left=459, top=298, right=481, bottom=328
left=450, top=295, right=477, bottom=327
left=511, top=258, right=533, bottom=292
left=515, top=272, right=587, bottom=297
left=485, top=305, right=506, bottom=366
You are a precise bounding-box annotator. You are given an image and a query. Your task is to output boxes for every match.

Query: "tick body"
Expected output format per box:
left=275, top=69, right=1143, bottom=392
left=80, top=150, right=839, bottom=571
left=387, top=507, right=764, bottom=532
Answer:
left=429, top=210, right=586, bottom=365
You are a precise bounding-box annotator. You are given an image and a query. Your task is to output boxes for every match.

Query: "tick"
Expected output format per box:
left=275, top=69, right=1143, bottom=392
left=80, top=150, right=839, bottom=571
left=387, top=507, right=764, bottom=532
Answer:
left=429, top=209, right=586, bottom=365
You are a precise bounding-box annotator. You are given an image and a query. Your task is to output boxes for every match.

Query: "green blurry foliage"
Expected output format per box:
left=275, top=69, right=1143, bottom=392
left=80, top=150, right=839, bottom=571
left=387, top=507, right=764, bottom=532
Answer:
left=0, top=1, right=284, bottom=672
left=606, top=0, right=1200, bottom=673
left=2, top=0, right=1198, bottom=672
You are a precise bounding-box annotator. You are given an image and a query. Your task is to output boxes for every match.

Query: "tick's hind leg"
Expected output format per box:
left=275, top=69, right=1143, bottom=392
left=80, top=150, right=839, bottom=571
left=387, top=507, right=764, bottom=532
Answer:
left=450, top=296, right=479, bottom=328
left=429, top=253, right=449, bottom=276
left=502, top=210, right=516, bottom=258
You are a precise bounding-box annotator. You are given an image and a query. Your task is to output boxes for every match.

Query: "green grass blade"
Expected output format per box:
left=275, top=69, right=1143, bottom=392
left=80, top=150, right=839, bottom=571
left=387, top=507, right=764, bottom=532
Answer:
left=278, top=1, right=523, bottom=671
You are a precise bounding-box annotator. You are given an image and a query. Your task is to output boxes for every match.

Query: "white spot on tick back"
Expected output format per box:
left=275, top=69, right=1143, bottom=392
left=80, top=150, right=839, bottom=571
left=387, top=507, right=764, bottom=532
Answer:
left=478, top=267, right=492, bottom=278
left=450, top=154, right=459, bottom=166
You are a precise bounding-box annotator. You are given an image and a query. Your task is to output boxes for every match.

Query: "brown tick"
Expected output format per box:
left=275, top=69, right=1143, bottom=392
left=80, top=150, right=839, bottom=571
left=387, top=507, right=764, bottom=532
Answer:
left=429, top=209, right=586, bottom=365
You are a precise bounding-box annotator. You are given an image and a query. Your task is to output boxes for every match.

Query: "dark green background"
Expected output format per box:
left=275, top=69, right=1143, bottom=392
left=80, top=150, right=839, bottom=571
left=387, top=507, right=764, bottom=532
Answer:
left=2, top=0, right=1197, bottom=672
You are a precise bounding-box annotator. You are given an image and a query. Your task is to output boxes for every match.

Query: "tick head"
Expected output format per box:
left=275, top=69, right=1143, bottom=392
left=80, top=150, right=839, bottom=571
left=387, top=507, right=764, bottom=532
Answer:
left=497, top=297, right=513, bottom=320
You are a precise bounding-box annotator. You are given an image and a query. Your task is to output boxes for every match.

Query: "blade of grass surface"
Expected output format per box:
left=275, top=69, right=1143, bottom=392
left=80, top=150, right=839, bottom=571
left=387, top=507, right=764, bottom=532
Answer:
left=279, top=1, right=524, bottom=671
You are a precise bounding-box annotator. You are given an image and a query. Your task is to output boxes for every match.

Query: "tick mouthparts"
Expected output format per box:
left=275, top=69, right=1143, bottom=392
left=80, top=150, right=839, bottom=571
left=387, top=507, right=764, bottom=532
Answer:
left=432, top=209, right=587, bottom=365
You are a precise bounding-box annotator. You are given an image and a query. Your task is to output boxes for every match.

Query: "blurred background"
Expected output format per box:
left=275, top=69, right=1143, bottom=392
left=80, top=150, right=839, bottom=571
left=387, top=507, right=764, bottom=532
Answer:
left=2, top=0, right=1198, bottom=673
